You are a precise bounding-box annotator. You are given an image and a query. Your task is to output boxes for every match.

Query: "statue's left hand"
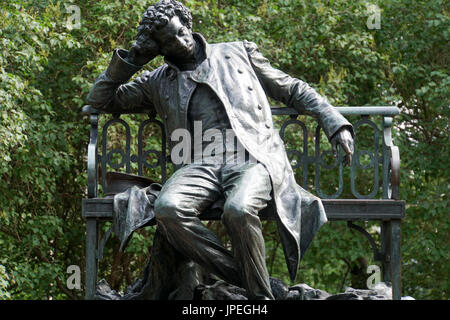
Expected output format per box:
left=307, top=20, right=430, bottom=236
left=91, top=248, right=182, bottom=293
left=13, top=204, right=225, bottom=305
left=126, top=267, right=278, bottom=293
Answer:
left=330, top=128, right=354, bottom=166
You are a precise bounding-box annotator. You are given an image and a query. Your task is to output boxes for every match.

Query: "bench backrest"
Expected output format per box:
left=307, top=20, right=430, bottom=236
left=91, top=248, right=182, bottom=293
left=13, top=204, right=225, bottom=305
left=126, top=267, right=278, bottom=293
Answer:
left=82, top=105, right=400, bottom=201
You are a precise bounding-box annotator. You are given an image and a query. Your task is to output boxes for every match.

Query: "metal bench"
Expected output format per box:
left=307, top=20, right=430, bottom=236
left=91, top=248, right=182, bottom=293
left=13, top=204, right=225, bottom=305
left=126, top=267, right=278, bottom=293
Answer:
left=81, top=105, right=405, bottom=300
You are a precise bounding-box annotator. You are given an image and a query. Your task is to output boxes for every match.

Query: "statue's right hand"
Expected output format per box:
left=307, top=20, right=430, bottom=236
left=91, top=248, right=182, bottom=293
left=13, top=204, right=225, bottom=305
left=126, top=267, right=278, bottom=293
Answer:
left=127, top=36, right=160, bottom=66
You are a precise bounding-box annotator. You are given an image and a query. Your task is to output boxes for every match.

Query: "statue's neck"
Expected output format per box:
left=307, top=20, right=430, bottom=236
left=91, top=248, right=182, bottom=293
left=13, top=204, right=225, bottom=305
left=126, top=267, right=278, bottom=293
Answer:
left=170, top=38, right=205, bottom=71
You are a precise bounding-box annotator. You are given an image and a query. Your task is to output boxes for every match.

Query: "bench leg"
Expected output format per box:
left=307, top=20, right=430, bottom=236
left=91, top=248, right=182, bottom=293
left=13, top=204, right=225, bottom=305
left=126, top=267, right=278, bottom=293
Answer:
left=381, top=220, right=402, bottom=300
left=85, top=218, right=98, bottom=300
left=381, top=221, right=392, bottom=284
left=390, top=220, right=402, bottom=300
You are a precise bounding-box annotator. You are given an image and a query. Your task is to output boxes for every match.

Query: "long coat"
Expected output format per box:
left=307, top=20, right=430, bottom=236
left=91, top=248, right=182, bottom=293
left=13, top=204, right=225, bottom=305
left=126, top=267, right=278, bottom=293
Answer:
left=87, top=33, right=352, bottom=281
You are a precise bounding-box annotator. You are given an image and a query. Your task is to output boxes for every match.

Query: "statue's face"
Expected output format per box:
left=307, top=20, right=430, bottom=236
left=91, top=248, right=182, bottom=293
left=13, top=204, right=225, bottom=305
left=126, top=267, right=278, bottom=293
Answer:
left=153, top=15, right=195, bottom=60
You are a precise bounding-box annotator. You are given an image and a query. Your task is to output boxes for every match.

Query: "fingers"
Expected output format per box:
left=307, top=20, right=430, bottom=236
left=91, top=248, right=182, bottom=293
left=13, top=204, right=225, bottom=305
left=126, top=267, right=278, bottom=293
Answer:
left=129, top=44, right=137, bottom=58
left=349, top=137, right=354, bottom=164
left=128, top=40, right=158, bottom=66
left=341, top=140, right=351, bottom=156
left=331, top=137, right=338, bottom=158
left=341, top=142, right=352, bottom=166
left=126, top=44, right=140, bottom=65
left=330, top=129, right=354, bottom=167
left=136, top=38, right=160, bottom=59
left=341, top=137, right=354, bottom=167
left=344, top=148, right=352, bottom=167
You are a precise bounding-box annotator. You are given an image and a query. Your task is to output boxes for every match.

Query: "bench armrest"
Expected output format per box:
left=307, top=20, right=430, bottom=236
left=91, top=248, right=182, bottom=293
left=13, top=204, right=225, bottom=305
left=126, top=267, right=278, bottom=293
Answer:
left=388, top=145, right=400, bottom=200
left=82, top=105, right=153, bottom=115
left=383, top=117, right=400, bottom=200
left=87, top=114, right=99, bottom=198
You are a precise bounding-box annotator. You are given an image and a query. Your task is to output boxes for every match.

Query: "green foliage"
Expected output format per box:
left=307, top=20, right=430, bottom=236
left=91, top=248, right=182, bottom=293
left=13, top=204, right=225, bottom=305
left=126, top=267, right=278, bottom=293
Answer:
left=0, top=0, right=448, bottom=299
left=375, top=0, right=450, bottom=299
left=0, top=265, right=11, bottom=299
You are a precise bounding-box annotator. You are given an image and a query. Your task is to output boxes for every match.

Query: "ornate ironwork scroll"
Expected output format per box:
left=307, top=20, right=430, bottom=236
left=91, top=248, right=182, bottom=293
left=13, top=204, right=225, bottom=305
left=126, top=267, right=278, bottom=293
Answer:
left=87, top=114, right=98, bottom=198
left=137, top=117, right=167, bottom=183
left=382, top=117, right=400, bottom=200
left=315, top=125, right=344, bottom=199
left=101, top=116, right=131, bottom=190
left=279, top=118, right=310, bottom=189
left=98, top=113, right=168, bottom=191
left=86, top=105, right=400, bottom=200
left=350, top=117, right=380, bottom=199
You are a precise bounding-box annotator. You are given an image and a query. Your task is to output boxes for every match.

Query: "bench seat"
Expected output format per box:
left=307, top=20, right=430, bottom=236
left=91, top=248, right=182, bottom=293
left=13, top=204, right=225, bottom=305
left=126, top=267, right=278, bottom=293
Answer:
left=82, top=197, right=405, bottom=221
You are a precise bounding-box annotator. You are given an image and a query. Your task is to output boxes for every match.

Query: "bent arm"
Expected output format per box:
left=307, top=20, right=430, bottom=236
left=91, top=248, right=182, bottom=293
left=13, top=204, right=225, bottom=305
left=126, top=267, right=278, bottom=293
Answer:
left=87, top=49, right=156, bottom=112
left=244, top=41, right=353, bottom=140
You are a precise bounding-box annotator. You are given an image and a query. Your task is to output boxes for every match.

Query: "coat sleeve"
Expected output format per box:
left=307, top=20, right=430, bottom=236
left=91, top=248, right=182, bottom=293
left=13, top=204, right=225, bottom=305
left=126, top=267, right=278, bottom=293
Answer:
left=244, top=41, right=353, bottom=140
left=87, top=49, right=157, bottom=112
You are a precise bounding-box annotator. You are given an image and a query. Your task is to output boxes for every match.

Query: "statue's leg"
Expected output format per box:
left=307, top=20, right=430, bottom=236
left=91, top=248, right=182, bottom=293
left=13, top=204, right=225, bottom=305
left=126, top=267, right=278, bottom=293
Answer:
left=124, top=227, right=205, bottom=300
left=221, top=162, right=274, bottom=300
left=154, top=163, right=242, bottom=288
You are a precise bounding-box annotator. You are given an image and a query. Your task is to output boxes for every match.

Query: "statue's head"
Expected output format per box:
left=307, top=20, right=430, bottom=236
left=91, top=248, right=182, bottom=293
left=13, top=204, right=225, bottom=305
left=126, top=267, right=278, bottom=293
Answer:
left=137, top=0, right=195, bottom=59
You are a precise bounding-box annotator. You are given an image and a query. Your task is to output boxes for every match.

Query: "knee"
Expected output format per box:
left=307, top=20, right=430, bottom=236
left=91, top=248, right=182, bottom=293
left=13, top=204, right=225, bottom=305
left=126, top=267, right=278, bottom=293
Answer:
left=222, top=200, right=254, bottom=226
left=154, top=195, right=179, bottom=223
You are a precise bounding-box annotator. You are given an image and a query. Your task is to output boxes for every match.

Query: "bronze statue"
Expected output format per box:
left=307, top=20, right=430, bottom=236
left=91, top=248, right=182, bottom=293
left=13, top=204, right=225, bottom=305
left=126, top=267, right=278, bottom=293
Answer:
left=87, top=0, right=354, bottom=300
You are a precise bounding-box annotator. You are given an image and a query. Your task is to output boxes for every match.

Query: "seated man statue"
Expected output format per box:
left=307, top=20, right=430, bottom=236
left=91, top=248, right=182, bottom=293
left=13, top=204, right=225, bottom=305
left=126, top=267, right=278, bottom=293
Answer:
left=87, top=0, right=354, bottom=300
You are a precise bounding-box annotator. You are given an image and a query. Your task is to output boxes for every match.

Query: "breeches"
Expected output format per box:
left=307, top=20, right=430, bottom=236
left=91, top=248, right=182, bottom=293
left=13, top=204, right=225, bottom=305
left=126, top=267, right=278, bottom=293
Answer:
left=153, top=160, right=274, bottom=299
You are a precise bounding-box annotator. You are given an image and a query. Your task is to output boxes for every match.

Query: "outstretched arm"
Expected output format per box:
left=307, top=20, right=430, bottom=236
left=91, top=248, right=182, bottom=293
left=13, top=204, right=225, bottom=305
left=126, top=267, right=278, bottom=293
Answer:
left=244, top=41, right=354, bottom=165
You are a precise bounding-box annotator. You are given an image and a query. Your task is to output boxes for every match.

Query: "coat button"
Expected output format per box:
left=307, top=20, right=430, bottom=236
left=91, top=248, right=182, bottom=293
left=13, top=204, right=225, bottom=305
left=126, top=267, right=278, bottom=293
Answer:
left=225, top=55, right=231, bottom=59
left=248, top=86, right=253, bottom=91
left=238, top=68, right=244, bottom=74
left=265, top=122, right=271, bottom=129
left=165, top=95, right=170, bottom=100
left=257, top=104, right=263, bottom=110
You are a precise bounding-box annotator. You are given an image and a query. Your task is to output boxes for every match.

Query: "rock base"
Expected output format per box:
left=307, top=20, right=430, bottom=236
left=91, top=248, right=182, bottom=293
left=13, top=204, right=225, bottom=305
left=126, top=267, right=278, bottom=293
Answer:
left=95, top=276, right=412, bottom=300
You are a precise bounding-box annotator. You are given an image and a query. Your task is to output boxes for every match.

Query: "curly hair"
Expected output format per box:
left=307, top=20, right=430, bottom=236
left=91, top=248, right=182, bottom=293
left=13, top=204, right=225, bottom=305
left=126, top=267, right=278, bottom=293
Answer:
left=137, top=0, right=193, bottom=36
